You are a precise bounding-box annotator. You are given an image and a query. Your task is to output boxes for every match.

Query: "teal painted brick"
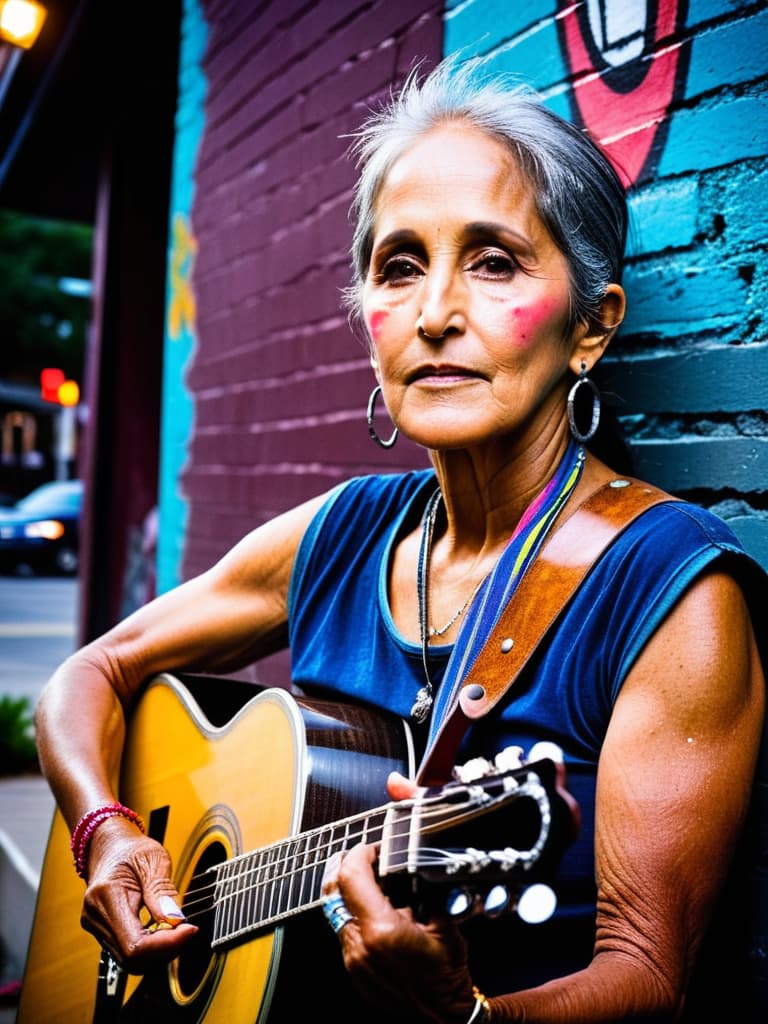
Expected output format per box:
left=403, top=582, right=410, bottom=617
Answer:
left=659, top=94, right=768, bottom=176
left=711, top=162, right=768, bottom=248
left=444, top=0, right=556, bottom=58
left=603, top=344, right=768, bottom=414
left=688, top=0, right=759, bottom=30
left=626, top=178, right=699, bottom=258
left=686, top=10, right=768, bottom=96
left=443, top=8, right=567, bottom=92
left=480, top=21, right=568, bottom=90
left=622, top=261, right=749, bottom=336
left=724, top=515, right=768, bottom=573
left=631, top=437, right=768, bottom=493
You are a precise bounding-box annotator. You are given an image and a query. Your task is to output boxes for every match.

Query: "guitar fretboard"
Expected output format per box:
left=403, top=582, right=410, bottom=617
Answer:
left=211, top=806, right=389, bottom=947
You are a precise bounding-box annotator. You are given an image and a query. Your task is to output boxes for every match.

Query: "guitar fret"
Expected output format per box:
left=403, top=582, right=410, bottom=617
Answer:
left=240, top=853, right=252, bottom=938
left=227, top=859, right=239, bottom=938
left=238, top=854, right=252, bottom=936
left=304, top=827, right=323, bottom=905
left=215, top=809, right=401, bottom=944
left=266, top=843, right=279, bottom=921
left=277, top=838, right=293, bottom=918
left=253, top=849, right=266, bottom=929
left=285, top=834, right=302, bottom=912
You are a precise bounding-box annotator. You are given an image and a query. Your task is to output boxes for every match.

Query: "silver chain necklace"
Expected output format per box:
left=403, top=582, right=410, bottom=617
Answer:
left=412, top=489, right=482, bottom=723
left=411, top=489, right=442, bottom=723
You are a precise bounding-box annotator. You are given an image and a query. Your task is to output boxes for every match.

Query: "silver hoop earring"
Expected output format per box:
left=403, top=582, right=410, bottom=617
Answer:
left=367, top=386, right=398, bottom=449
left=567, top=361, right=601, bottom=443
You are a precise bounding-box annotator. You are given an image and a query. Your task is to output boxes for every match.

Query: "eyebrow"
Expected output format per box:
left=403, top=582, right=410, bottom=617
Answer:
left=463, top=221, right=535, bottom=253
left=373, top=221, right=536, bottom=256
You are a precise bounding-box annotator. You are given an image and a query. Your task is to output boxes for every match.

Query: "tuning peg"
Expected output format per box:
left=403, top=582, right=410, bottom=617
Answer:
left=526, top=741, right=564, bottom=765
left=483, top=884, right=510, bottom=918
left=493, top=746, right=524, bottom=772
left=445, top=887, right=476, bottom=918
left=516, top=883, right=557, bottom=924
left=452, top=756, right=495, bottom=783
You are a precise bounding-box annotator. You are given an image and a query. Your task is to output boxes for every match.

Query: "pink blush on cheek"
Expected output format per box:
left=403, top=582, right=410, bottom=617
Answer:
left=368, top=310, right=388, bottom=340
left=508, top=301, right=559, bottom=346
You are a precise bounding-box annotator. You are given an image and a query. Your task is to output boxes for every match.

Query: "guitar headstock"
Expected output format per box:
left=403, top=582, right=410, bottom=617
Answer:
left=378, top=745, right=579, bottom=924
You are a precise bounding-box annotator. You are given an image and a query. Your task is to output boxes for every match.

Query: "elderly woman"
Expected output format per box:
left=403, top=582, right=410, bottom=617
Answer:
left=34, top=58, right=765, bottom=1023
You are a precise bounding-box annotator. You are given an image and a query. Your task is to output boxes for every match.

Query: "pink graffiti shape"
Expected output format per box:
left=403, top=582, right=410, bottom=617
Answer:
left=561, top=1, right=682, bottom=187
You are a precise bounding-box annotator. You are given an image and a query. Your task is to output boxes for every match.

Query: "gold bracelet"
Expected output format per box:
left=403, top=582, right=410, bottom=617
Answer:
left=467, top=986, right=492, bottom=1023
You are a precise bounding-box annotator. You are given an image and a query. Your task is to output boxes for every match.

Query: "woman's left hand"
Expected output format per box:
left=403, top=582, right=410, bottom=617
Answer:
left=322, top=838, right=479, bottom=1024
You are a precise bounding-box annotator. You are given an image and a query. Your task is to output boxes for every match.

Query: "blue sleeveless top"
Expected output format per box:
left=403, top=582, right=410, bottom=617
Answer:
left=287, top=469, right=766, bottom=992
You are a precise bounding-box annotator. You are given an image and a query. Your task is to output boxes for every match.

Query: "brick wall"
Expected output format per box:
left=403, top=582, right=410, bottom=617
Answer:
left=174, top=0, right=441, bottom=585
left=443, top=0, right=768, bottom=565
left=161, top=0, right=768, bottom=595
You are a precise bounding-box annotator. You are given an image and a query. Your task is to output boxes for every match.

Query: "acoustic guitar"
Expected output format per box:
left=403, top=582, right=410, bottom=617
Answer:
left=18, top=672, right=578, bottom=1023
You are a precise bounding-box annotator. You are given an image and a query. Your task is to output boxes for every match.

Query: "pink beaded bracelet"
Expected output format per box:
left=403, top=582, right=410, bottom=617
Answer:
left=70, top=801, right=145, bottom=879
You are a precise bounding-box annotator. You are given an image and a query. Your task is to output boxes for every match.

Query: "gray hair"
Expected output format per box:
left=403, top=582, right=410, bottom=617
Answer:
left=344, top=56, right=627, bottom=336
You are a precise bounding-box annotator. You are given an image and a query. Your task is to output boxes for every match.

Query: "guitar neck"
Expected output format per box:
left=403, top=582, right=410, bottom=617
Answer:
left=211, top=804, right=389, bottom=947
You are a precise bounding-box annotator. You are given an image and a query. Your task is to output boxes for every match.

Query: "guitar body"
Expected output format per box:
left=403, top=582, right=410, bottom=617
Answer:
left=19, top=673, right=414, bottom=1024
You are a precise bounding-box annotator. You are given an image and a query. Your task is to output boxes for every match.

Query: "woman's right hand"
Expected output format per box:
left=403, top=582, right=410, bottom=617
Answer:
left=79, top=817, right=198, bottom=973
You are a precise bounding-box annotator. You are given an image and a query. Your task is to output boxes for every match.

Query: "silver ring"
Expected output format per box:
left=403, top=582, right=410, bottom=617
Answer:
left=322, top=892, right=354, bottom=934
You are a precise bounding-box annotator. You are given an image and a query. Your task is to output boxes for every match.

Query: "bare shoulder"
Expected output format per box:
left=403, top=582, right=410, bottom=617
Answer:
left=84, top=489, right=335, bottom=688
left=610, top=568, right=765, bottom=755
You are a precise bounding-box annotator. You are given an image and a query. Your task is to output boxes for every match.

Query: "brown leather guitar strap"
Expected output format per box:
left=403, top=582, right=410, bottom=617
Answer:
left=417, top=476, right=676, bottom=785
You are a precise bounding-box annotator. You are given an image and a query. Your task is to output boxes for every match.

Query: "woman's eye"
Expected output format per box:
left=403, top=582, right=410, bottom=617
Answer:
left=377, top=256, right=422, bottom=284
left=470, top=252, right=516, bottom=278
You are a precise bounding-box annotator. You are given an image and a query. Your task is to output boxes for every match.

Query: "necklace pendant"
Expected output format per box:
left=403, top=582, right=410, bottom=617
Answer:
left=410, top=687, right=433, bottom=723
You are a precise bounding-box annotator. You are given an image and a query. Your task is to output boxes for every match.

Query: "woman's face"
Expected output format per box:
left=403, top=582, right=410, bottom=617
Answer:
left=362, top=123, right=594, bottom=452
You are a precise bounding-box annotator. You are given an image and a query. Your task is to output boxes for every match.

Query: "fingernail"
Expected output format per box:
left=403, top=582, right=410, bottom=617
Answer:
left=159, top=895, right=186, bottom=920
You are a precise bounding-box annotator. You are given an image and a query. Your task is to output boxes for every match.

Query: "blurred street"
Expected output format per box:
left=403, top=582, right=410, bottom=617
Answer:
left=0, top=574, right=78, bottom=1019
left=0, top=575, right=79, bottom=705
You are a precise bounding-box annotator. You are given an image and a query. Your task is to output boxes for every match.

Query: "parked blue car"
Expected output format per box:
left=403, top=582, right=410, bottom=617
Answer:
left=0, top=479, right=83, bottom=575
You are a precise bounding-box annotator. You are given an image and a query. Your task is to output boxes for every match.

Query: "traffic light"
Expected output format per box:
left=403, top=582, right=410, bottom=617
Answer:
left=40, top=368, right=79, bottom=405
left=40, top=368, right=64, bottom=402
left=58, top=380, right=80, bottom=406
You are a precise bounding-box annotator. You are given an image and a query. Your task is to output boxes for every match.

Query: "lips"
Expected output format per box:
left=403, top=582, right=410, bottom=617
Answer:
left=408, top=364, right=484, bottom=383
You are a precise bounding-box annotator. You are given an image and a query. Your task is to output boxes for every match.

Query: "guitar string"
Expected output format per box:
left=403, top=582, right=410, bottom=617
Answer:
left=177, top=806, right=435, bottom=922
left=174, top=790, right=548, bottom=929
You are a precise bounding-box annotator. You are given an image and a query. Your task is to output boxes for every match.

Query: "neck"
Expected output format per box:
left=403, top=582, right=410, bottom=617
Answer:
left=428, top=426, right=574, bottom=555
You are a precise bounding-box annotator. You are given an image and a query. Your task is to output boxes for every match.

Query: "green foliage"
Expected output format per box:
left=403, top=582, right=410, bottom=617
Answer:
left=0, top=694, right=39, bottom=775
left=0, top=209, right=93, bottom=383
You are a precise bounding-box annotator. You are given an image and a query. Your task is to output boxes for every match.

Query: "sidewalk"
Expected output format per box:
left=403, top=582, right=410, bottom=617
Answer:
left=0, top=772, right=55, bottom=1024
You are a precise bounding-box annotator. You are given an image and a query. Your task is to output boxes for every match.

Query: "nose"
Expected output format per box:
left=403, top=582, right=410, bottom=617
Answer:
left=417, top=263, right=467, bottom=340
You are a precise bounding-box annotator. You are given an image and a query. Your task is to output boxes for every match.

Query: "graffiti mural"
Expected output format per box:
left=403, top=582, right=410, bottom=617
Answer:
left=157, top=0, right=207, bottom=594
left=558, top=0, right=689, bottom=185
left=167, top=212, right=198, bottom=343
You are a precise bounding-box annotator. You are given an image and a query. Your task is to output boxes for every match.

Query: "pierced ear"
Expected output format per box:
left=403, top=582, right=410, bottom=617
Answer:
left=369, top=352, right=381, bottom=379
left=569, top=284, right=625, bottom=375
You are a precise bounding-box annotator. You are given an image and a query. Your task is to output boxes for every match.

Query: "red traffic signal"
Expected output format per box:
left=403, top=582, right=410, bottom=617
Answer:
left=40, top=368, right=65, bottom=402
left=40, top=368, right=79, bottom=405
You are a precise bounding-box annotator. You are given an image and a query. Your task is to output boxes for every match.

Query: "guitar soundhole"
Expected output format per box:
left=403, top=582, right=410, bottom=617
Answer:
left=172, top=839, right=227, bottom=1001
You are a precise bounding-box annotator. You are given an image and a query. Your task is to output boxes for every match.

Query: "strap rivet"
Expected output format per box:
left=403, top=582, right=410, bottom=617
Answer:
left=464, top=684, right=485, bottom=701
left=500, top=637, right=514, bottom=653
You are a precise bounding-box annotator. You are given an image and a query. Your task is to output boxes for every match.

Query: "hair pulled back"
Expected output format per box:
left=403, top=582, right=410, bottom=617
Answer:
left=345, top=56, right=627, bottom=336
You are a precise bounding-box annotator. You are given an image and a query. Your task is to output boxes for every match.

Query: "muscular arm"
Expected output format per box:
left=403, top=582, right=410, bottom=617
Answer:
left=33, top=493, right=326, bottom=965
left=333, top=569, right=764, bottom=1023
left=491, top=569, right=765, bottom=1021
left=36, top=492, right=326, bottom=825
